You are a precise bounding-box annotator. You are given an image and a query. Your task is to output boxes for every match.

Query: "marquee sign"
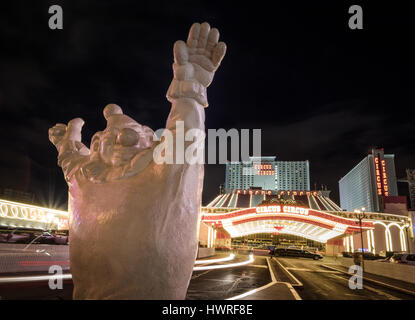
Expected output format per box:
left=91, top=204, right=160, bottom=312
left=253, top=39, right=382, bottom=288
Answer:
left=236, top=189, right=272, bottom=195
left=254, top=164, right=274, bottom=176
left=202, top=205, right=375, bottom=242
left=256, top=205, right=309, bottom=215
left=381, top=159, right=389, bottom=196
left=374, top=153, right=389, bottom=197
left=233, top=189, right=319, bottom=196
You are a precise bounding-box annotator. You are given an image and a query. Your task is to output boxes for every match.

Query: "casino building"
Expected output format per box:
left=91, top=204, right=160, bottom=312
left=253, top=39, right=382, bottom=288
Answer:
left=225, top=156, right=310, bottom=192
left=198, top=188, right=414, bottom=255
left=0, top=186, right=412, bottom=256
left=339, top=148, right=399, bottom=213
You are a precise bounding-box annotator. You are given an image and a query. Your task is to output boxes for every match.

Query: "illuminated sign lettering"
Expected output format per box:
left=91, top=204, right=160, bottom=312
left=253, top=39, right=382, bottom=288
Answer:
left=236, top=189, right=272, bottom=195
left=381, top=159, right=389, bottom=196
left=254, top=164, right=275, bottom=176
left=374, top=157, right=389, bottom=196
left=374, top=157, right=382, bottom=195
left=256, top=205, right=309, bottom=215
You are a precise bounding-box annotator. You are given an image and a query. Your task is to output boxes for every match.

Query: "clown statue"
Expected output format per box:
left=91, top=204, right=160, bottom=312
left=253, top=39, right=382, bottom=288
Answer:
left=48, top=22, right=226, bottom=299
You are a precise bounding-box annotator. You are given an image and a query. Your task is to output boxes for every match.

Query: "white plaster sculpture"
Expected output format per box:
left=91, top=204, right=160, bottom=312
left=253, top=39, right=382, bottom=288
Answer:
left=48, top=22, right=226, bottom=299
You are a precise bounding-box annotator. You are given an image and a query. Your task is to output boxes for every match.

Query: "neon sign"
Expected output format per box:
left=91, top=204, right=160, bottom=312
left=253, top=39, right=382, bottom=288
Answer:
left=256, top=205, right=309, bottom=215
left=236, top=189, right=272, bottom=195
left=381, top=159, right=389, bottom=196
left=374, top=157, right=389, bottom=196
left=254, top=164, right=274, bottom=176
left=375, top=157, right=382, bottom=195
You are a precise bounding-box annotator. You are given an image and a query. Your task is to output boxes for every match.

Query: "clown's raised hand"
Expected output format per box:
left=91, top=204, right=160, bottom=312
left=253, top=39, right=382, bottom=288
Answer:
left=48, top=23, right=227, bottom=300
left=167, top=22, right=226, bottom=107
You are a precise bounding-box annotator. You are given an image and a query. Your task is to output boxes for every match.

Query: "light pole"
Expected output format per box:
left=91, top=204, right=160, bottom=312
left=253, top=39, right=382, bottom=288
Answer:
left=354, top=207, right=366, bottom=270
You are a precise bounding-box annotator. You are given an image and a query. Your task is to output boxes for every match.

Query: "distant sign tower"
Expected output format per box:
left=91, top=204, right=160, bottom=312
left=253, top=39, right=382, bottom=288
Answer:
left=339, top=148, right=398, bottom=212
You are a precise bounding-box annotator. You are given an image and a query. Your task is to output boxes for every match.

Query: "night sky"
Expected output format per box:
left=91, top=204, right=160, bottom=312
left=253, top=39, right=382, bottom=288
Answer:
left=0, top=1, right=414, bottom=209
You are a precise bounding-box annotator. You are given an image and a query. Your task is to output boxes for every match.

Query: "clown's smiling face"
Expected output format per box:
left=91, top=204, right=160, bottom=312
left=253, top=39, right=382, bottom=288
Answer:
left=85, top=104, right=155, bottom=168
left=99, top=127, right=141, bottom=167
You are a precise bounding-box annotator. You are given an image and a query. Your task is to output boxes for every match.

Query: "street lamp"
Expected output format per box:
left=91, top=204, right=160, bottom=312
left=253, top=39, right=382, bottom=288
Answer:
left=354, top=207, right=366, bottom=270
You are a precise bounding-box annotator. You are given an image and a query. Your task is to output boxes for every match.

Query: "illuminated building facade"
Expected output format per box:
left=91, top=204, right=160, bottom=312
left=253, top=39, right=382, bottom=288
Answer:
left=225, top=156, right=310, bottom=192
left=201, top=188, right=413, bottom=254
left=0, top=196, right=412, bottom=255
left=276, top=160, right=310, bottom=191
left=225, top=157, right=276, bottom=191
left=339, top=148, right=398, bottom=212
left=0, top=199, right=68, bottom=231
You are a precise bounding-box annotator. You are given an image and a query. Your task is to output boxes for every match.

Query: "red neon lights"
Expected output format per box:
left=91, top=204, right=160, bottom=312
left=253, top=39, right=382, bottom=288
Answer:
left=273, top=226, right=284, bottom=234
left=234, top=189, right=315, bottom=196
left=256, top=205, right=309, bottom=215
left=375, top=157, right=382, bottom=195
left=254, top=164, right=275, bottom=176
left=232, top=215, right=335, bottom=230
left=381, top=159, right=389, bottom=196
left=202, top=207, right=374, bottom=230
left=374, top=157, right=389, bottom=196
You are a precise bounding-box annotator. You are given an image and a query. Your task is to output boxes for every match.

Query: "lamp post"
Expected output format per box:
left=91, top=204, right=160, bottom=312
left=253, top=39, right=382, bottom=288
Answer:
left=354, top=207, right=366, bottom=271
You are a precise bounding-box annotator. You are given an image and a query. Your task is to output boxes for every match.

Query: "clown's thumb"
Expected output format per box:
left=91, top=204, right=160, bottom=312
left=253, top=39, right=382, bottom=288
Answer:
left=66, top=118, right=85, bottom=142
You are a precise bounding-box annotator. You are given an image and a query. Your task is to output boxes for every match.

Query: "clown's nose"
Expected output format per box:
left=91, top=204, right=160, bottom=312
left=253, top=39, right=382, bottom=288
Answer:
left=117, top=128, right=139, bottom=146
left=104, top=104, right=123, bottom=120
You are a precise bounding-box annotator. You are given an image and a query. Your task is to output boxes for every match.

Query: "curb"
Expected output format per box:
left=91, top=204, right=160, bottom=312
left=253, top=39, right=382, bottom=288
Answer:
left=272, top=257, right=303, bottom=287
left=320, top=264, right=415, bottom=297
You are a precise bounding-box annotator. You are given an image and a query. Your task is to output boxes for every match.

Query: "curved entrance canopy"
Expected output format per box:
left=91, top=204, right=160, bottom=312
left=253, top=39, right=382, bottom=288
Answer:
left=201, top=205, right=374, bottom=243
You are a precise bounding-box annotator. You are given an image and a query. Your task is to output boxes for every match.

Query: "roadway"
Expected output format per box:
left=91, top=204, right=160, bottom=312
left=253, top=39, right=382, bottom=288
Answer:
left=0, top=253, right=273, bottom=300
left=1, top=253, right=415, bottom=300
left=274, top=256, right=415, bottom=300
left=187, top=255, right=271, bottom=300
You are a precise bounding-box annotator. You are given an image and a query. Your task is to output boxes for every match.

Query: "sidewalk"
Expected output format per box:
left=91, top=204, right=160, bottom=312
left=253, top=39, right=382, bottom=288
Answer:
left=321, top=263, right=415, bottom=296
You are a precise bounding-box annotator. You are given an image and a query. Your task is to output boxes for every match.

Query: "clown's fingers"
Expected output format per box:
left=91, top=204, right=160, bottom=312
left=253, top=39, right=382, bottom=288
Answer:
left=66, top=118, right=85, bottom=142
left=49, top=123, right=67, bottom=146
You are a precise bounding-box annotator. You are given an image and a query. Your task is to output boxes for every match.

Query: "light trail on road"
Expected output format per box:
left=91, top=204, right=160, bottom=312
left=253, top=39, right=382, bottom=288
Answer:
left=193, top=254, right=254, bottom=271
left=0, top=254, right=251, bottom=284
left=194, top=253, right=235, bottom=265
left=0, top=273, right=72, bottom=284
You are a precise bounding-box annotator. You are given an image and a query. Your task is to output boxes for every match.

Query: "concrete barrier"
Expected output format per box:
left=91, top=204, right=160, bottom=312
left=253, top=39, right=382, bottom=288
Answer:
left=339, top=257, right=415, bottom=284
left=197, top=247, right=215, bottom=258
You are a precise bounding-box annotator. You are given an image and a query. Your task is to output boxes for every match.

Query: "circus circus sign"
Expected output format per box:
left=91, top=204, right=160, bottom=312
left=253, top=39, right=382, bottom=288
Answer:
left=256, top=205, right=309, bottom=215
